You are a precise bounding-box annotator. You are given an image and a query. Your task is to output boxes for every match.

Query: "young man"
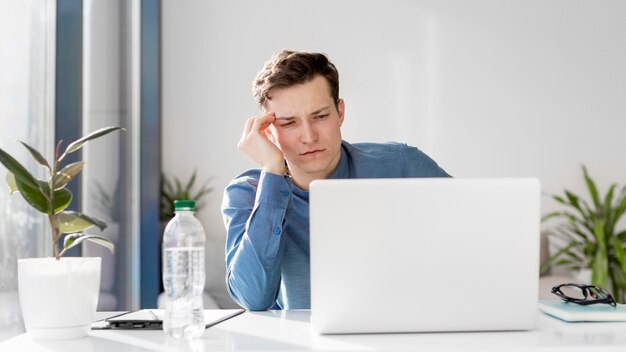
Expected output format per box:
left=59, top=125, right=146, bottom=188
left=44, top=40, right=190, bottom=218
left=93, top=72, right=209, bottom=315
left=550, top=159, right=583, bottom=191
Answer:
left=222, top=50, right=449, bottom=311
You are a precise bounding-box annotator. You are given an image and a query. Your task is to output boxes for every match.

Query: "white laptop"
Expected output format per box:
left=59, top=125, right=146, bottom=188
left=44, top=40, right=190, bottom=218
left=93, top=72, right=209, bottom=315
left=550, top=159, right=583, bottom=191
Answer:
left=309, top=178, right=540, bottom=334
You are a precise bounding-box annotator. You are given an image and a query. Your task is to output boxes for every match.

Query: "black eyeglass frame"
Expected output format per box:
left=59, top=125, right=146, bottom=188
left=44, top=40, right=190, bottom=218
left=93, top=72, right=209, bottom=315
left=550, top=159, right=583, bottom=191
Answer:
left=551, top=283, right=617, bottom=307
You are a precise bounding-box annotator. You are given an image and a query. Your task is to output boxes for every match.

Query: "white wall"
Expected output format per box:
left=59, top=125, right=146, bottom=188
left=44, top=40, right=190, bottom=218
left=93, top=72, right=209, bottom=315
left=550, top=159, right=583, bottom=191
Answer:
left=162, top=0, right=626, bottom=306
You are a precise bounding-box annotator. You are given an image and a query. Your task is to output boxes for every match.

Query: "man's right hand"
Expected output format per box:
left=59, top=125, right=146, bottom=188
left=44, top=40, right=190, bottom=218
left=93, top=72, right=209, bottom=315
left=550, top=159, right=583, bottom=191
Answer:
left=238, top=113, right=285, bottom=175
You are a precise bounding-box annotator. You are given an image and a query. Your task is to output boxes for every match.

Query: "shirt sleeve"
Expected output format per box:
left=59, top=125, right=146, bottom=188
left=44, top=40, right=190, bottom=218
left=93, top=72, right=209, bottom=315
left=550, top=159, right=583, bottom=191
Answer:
left=221, top=171, right=292, bottom=310
left=403, top=144, right=452, bottom=177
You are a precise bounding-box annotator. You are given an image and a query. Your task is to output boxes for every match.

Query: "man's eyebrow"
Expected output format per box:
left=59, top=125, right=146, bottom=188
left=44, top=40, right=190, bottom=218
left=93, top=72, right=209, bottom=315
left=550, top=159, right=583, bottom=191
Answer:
left=309, top=106, right=330, bottom=116
left=275, top=106, right=331, bottom=120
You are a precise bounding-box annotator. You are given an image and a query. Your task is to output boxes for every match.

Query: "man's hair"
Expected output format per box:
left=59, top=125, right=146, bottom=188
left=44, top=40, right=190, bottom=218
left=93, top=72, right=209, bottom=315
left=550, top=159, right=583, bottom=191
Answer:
left=253, top=50, right=339, bottom=109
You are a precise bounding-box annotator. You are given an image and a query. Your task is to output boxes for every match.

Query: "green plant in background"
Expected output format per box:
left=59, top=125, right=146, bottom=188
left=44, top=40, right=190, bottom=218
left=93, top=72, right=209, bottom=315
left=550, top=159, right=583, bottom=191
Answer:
left=92, top=179, right=121, bottom=223
left=0, top=127, right=124, bottom=260
left=541, top=166, right=626, bottom=303
left=160, top=170, right=212, bottom=222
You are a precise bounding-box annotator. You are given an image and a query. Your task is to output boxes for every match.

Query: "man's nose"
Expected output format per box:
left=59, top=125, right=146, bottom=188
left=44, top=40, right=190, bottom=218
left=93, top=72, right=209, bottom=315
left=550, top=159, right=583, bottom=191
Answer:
left=300, top=122, right=318, bottom=143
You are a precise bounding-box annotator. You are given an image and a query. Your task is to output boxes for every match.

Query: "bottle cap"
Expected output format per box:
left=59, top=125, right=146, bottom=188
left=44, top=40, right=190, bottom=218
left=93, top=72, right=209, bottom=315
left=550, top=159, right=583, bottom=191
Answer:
left=174, top=199, right=196, bottom=211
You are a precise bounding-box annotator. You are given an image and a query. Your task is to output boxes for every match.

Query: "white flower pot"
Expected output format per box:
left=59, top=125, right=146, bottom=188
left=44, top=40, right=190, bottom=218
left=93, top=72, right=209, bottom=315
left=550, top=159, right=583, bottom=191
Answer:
left=18, top=257, right=101, bottom=340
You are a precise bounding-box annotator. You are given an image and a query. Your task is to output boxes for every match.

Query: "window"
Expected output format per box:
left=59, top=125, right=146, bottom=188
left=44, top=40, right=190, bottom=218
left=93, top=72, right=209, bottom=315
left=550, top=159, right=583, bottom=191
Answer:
left=0, top=0, right=55, bottom=339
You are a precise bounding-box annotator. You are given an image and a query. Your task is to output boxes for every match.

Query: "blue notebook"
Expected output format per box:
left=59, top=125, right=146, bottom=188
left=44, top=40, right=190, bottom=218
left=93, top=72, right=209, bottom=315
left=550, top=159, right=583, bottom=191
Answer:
left=538, top=300, right=626, bottom=322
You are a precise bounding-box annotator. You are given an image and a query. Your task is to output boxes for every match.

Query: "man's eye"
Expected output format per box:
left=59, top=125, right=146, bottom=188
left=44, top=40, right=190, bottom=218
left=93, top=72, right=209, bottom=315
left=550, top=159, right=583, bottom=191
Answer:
left=280, top=121, right=294, bottom=127
left=315, top=114, right=328, bottom=120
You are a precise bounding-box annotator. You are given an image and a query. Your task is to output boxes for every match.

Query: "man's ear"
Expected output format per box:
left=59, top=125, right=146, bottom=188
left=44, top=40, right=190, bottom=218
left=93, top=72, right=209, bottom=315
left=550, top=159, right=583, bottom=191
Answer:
left=337, top=99, right=345, bottom=126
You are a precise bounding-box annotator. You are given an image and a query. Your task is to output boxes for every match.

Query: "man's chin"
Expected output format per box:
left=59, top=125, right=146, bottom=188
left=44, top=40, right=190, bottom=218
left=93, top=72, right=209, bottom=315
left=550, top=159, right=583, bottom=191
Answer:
left=289, top=160, right=337, bottom=179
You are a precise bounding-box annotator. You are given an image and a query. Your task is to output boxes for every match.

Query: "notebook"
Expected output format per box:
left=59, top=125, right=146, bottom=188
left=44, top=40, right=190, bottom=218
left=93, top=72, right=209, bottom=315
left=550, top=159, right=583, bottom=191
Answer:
left=538, top=300, right=626, bottom=322
left=309, top=178, right=541, bottom=334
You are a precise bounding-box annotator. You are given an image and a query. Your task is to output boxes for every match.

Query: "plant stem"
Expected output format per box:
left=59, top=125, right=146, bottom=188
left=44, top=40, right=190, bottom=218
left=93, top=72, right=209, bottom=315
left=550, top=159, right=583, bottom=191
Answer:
left=50, top=213, right=60, bottom=260
left=50, top=158, right=59, bottom=260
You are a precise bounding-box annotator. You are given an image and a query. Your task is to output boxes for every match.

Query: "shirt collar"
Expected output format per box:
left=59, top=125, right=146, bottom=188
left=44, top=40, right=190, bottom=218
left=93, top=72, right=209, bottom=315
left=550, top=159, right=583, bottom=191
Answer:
left=327, top=141, right=350, bottom=179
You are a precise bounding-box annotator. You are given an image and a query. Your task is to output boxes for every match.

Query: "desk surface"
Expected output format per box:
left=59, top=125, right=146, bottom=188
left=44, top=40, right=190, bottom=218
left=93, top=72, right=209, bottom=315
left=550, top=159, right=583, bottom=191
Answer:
left=3, top=309, right=626, bottom=351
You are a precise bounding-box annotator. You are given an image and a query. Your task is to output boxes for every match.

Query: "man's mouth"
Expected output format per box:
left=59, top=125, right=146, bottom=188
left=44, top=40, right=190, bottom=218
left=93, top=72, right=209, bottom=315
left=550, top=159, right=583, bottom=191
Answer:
left=301, top=149, right=324, bottom=156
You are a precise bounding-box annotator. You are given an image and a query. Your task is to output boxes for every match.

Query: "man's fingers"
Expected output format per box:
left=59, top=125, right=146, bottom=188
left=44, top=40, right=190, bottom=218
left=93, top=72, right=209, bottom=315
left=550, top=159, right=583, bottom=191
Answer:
left=243, top=113, right=274, bottom=136
left=239, top=113, right=276, bottom=151
left=250, top=113, right=275, bottom=134
left=242, top=116, right=256, bottom=139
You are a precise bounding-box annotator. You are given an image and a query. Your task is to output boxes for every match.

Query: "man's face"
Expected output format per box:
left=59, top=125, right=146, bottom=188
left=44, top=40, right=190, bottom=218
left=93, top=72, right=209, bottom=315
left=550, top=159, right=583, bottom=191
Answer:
left=266, top=75, right=345, bottom=183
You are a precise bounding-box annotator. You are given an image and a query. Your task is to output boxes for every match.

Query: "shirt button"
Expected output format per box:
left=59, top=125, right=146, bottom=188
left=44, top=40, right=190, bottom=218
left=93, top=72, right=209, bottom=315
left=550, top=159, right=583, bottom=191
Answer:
left=281, top=190, right=289, bottom=197
left=273, top=227, right=282, bottom=236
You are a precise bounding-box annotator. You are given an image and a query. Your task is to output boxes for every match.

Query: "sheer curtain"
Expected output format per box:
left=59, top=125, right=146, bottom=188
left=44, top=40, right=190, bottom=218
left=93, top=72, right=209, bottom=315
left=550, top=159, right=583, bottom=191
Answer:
left=0, top=0, right=56, bottom=340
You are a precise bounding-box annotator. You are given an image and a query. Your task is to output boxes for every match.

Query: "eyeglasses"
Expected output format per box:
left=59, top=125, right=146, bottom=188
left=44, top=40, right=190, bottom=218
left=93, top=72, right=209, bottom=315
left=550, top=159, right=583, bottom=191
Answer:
left=551, top=283, right=616, bottom=307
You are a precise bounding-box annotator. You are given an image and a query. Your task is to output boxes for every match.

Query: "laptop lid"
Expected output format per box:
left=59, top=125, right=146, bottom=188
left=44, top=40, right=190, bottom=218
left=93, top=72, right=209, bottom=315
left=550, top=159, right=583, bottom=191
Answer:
left=309, top=178, right=540, bottom=334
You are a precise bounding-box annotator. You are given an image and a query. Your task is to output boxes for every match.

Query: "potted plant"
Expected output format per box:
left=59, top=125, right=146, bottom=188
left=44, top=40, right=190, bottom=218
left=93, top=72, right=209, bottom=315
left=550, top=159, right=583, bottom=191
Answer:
left=0, top=126, right=123, bottom=340
left=541, top=166, right=626, bottom=303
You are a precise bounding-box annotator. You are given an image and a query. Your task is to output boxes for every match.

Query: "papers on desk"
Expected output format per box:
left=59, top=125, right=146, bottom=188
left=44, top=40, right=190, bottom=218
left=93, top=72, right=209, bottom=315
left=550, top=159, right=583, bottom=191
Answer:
left=539, top=300, right=626, bottom=322
left=92, top=309, right=245, bottom=330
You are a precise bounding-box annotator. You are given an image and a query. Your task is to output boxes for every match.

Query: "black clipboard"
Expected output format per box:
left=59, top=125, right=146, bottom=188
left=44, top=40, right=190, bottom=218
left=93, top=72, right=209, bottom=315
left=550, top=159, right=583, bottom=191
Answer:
left=92, top=309, right=246, bottom=330
left=106, top=310, right=163, bottom=329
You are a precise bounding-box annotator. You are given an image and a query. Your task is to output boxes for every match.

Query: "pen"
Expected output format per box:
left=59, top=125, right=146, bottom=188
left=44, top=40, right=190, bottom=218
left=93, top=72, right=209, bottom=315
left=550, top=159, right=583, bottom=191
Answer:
left=205, top=309, right=246, bottom=329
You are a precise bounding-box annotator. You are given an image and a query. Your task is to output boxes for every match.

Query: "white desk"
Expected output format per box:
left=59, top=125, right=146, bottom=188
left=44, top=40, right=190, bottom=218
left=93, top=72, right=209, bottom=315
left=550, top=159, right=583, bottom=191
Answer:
left=3, top=310, right=626, bottom=351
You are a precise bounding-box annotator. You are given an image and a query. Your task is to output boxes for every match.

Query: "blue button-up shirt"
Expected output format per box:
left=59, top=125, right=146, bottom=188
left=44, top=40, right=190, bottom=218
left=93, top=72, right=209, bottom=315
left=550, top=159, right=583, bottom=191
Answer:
left=221, top=141, right=450, bottom=310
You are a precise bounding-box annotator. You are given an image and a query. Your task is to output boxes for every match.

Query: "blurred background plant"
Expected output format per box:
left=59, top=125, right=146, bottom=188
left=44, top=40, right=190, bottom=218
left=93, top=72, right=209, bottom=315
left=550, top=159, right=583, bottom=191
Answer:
left=92, top=180, right=120, bottom=223
left=541, top=166, right=626, bottom=303
left=160, top=170, right=212, bottom=224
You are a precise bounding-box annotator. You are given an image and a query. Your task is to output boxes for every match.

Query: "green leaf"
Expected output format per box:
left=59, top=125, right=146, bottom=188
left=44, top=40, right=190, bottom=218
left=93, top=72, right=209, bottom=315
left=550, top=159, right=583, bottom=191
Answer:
left=563, top=249, right=584, bottom=262
left=162, top=174, right=174, bottom=194
left=14, top=177, right=51, bottom=213
left=16, top=178, right=73, bottom=214
left=552, top=194, right=566, bottom=205
left=613, top=240, right=626, bottom=272
left=562, top=190, right=592, bottom=223
left=594, top=219, right=606, bottom=250
left=18, top=141, right=50, bottom=171
left=564, top=190, right=580, bottom=209
left=540, top=242, right=579, bottom=274
left=62, top=126, right=124, bottom=158
left=592, top=249, right=608, bottom=288
left=60, top=233, right=114, bottom=257
left=56, top=211, right=107, bottom=234
left=0, top=146, right=41, bottom=190
left=541, top=211, right=562, bottom=223
left=613, top=186, right=626, bottom=224
left=560, top=223, right=591, bottom=242
left=610, top=263, right=626, bottom=288
left=542, top=210, right=585, bottom=227
left=83, top=235, right=115, bottom=253
left=174, top=178, right=183, bottom=197
left=604, top=184, right=616, bottom=212
left=52, top=161, right=85, bottom=190
left=185, top=170, right=197, bottom=192
left=583, top=165, right=601, bottom=209
left=6, top=172, right=18, bottom=194
left=191, top=184, right=213, bottom=202
left=609, top=264, right=626, bottom=303
left=52, top=187, right=72, bottom=213
left=554, top=259, right=575, bottom=266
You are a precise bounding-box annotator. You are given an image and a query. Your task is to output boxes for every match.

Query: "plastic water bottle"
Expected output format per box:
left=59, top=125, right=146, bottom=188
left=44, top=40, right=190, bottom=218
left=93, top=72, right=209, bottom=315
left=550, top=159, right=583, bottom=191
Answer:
left=162, top=200, right=206, bottom=339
